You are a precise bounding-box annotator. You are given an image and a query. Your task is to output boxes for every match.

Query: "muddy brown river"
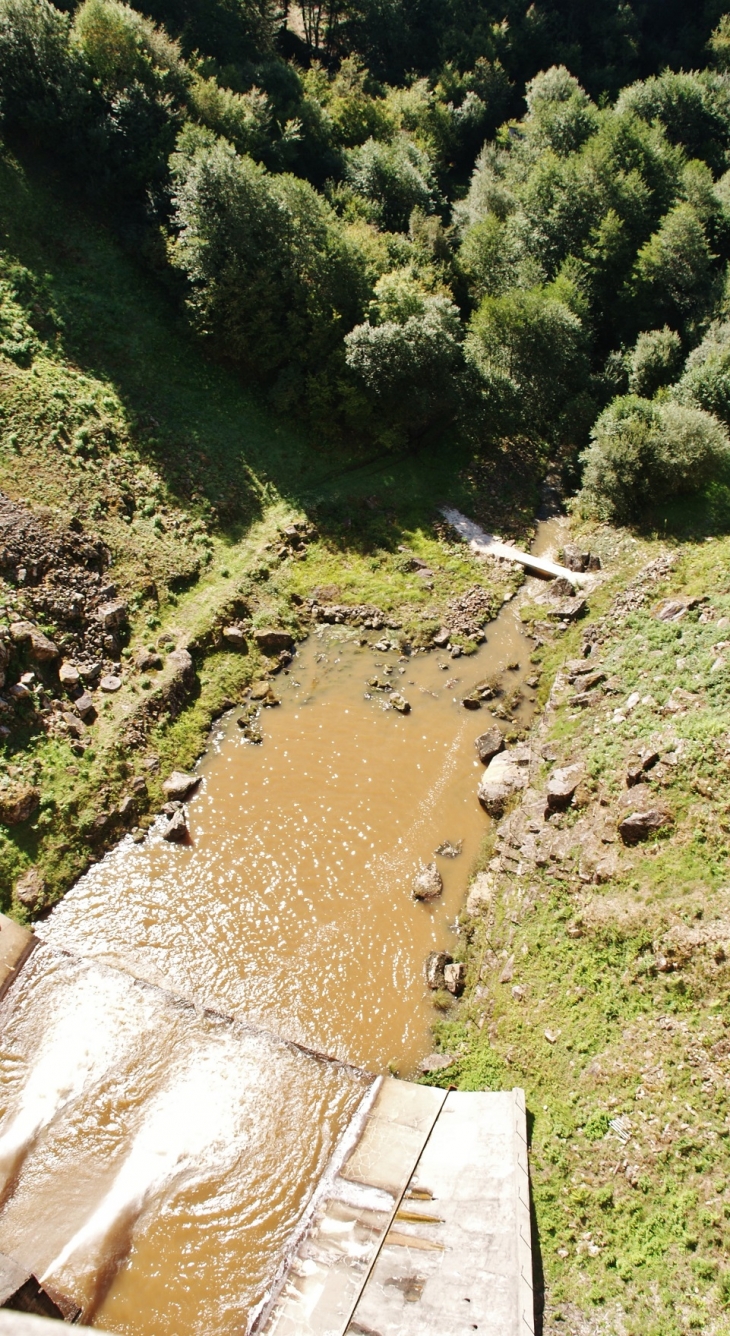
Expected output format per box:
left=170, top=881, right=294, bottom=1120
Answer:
left=0, top=521, right=562, bottom=1334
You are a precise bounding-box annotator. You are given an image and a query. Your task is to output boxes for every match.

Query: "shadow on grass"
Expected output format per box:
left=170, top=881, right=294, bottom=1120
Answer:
left=0, top=147, right=540, bottom=554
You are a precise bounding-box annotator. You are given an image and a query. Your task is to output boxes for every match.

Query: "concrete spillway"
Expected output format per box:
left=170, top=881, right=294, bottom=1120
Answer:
left=254, top=1079, right=534, bottom=1336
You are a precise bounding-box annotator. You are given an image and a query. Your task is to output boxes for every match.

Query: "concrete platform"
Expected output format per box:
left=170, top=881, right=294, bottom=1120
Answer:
left=441, top=506, right=588, bottom=586
left=0, top=916, right=35, bottom=1003
left=255, top=1080, right=533, bottom=1336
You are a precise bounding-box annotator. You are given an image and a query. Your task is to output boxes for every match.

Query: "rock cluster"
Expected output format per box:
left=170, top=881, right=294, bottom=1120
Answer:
left=444, top=585, right=497, bottom=639
left=307, top=599, right=401, bottom=631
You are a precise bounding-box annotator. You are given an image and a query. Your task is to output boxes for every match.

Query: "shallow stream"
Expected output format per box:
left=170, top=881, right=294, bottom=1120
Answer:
left=0, top=519, right=562, bottom=1334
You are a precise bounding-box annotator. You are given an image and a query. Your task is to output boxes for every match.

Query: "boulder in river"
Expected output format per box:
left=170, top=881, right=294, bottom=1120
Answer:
left=412, top=862, right=443, bottom=901
left=424, top=950, right=452, bottom=989
left=389, top=692, right=410, bottom=714
left=162, top=770, right=200, bottom=801
left=475, top=727, right=504, bottom=764
left=162, top=808, right=188, bottom=843
left=477, top=744, right=530, bottom=817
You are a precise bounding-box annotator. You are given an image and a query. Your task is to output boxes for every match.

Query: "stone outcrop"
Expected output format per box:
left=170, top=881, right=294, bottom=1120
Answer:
left=162, top=809, right=188, bottom=843
left=444, top=962, right=466, bottom=995
left=475, top=727, right=504, bottom=764
left=425, top=950, right=452, bottom=989
left=546, top=763, right=585, bottom=812
left=10, top=621, right=59, bottom=661
left=619, top=807, right=672, bottom=845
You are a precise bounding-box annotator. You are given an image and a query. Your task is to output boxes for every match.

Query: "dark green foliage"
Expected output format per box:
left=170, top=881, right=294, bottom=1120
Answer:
left=578, top=395, right=730, bottom=522
left=344, top=133, right=440, bottom=231
left=627, top=326, right=683, bottom=398
left=675, top=320, right=730, bottom=428
left=169, top=128, right=369, bottom=418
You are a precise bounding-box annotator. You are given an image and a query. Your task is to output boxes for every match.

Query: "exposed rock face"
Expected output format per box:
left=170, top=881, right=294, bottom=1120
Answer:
left=477, top=744, right=531, bottom=817
left=15, top=865, right=46, bottom=910
left=425, top=950, right=452, bottom=989
left=546, top=763, right=585, bottom=812
left=162, top=771, right=200, bottom=801
left=444, top=962, right=466, bottom=995
left=619, top=808, right=672, bottom=845
left=253, top=629, right=295, bottom=654
left=162, top=808, right=188, bottom=843
left=475, top=727, right=504, bottom=764
left=0, top=783, right=40, bottom=825
left=412, top=862, right=443, bottom=900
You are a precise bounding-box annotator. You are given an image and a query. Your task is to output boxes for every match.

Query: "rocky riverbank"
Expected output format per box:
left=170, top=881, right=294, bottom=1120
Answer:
left=421, top=523, right=730, bottom=1336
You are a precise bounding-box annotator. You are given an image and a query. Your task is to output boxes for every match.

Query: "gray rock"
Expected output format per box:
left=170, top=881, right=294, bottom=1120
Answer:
left=412, top=862, right=443, bottom=901
left=444, top=962, right=466, bottom=995
left=546, top=763, right=585, bottom=812
left=389, top=692, right=410, bottom=714
left=162, top=770, right=200, bottom=801
left=0, top=784, right=40, bottom=825
left=419, top=1053, right=456, bottom=1074
left=547, top=596, right=587, bottom=622
left=162, top=808, right=188, bottom=843
left=62, top=711, right=87, bottom=739
left=10, top=621, right=59, bottom=662
left=466, top=872, right=494, bottom=915
left=462, top=695, right=481, bottom=710
left=99, top=674, right=122, bottom=693
left=118, top=795, right=136, bottom=820
left=97, top=599, right=128, bottom=629
left=58, top=662, right=80, bottom=688
left=222, top=626, right=247, bottom=650
left=74, top=692, right=96, bottom=720
left=425, top=950, right=452, bottom=989
left=15, top=865, right=46, bottom=910
left=135, top=649, right=163, bottom=671
left=432, top=627, right=450, bottom=648
left=619, top=808, right=672, bottom=845
left=254, top=628, right=295, bottom=654
left=475, top=727, right=504, bottom=764
left=626, top=747, right=660, bottom=786
left=562, top=543, right=590, bottom=572
left=550, top=576, right=576, bottom=597
left=477, top=745, right=530, bottom=817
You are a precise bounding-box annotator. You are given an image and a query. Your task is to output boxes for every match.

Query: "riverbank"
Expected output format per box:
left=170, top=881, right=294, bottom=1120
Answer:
left=424, top=523, right=730, bottom=1336
left=0, top=143, right=536, bottom=915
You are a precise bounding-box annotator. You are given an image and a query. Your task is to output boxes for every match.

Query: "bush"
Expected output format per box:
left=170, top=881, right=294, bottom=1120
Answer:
left=627, top=326, right=683, bottom=397
left=344, top=132, right=441, bottom=232
left=674, top=319, right=730, bottom=427
left=0, top=0, right=78, bottom=136
left=577, top=395, right=730, bottom=522
left=344, top=290, right=464, bottom=447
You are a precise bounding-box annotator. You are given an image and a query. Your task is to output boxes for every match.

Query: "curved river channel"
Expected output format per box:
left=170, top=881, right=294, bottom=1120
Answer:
left=0, top=521, right=561, bottom=1334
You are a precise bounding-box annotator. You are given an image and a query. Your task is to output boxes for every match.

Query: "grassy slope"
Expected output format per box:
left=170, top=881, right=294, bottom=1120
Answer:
left=423, top=525, right=730, bottom=1336
left=0, top=143, right=531, bottom=908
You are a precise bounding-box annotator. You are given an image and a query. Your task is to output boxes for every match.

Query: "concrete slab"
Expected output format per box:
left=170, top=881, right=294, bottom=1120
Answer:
left=441, top=507, right=589, bottom=586
left=252, top=1079, right=446, bottom=1336
left=0, top=916, right=35, bottom=1003
left=255, top=1083, right=533, bottom=1336
left=347, top=1088, right=534, bottom=1336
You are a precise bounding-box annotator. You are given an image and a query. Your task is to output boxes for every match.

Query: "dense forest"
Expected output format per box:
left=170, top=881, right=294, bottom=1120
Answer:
left=3, top=0, right=730, bottom=518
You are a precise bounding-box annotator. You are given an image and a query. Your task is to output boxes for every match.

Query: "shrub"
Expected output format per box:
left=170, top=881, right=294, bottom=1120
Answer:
left=627, top=326, right=683, bottom=397
left=674, top=319, right=730, bottom=426
left=0, top=0, right=78, bottom=136
left=577, top=395, right=730, bottom=522
left=344, top=132, right=441, bottom=232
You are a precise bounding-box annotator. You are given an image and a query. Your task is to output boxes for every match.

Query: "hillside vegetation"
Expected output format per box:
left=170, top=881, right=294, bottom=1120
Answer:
left=3, top=3, right=730, bottom=1331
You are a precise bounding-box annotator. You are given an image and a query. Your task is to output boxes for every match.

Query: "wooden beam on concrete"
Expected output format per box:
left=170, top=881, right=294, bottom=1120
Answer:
left=441, top=507, right=588, bottom=585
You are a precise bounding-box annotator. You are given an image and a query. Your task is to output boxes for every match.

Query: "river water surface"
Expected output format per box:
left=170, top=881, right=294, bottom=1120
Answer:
left=0, top=520, right=561, bottom=1333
